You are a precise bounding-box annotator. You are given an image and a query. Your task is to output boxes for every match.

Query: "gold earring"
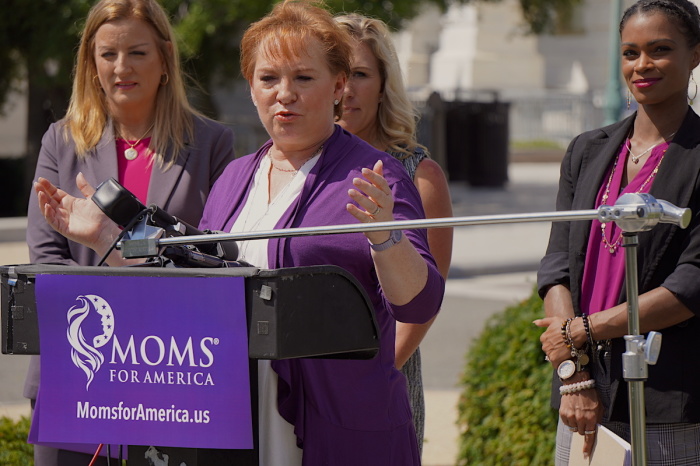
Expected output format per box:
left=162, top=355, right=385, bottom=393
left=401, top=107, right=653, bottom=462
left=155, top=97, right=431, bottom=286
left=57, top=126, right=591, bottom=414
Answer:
left=160, top=73, right=169, bottom=86
left=689, top=73, right=698, bottom=105
left=627, top=89, right=631, bottom=110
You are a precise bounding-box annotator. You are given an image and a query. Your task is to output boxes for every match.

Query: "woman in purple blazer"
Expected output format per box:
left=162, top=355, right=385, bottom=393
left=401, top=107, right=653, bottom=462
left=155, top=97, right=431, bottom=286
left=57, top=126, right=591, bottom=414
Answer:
left=34, top=1, right=444, bottom=464
left=26, top=0, right=234, bottom=464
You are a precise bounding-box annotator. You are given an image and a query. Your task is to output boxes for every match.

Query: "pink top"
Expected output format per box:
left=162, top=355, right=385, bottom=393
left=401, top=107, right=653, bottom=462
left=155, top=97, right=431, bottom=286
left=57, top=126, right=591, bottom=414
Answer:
left=116, top=137, right=154, bottom=204
left=580, top=140, right=668, bottom=315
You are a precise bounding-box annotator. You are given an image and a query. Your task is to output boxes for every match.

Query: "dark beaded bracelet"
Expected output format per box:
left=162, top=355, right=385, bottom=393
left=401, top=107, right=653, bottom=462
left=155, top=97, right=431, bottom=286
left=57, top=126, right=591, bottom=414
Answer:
left=581, top=314, right=594, bottom=347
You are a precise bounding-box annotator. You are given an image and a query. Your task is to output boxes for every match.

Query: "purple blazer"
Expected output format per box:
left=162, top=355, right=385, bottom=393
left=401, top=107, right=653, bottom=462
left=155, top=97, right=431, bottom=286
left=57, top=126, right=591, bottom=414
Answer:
left=200, top=125, right=444, bottom=464
left=24, top=115, right=236, bottom=399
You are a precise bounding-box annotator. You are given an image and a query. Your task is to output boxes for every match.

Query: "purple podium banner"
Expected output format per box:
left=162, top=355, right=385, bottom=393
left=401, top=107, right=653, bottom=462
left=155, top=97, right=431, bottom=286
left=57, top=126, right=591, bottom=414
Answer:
left=31, top=274, right=252, bottom=449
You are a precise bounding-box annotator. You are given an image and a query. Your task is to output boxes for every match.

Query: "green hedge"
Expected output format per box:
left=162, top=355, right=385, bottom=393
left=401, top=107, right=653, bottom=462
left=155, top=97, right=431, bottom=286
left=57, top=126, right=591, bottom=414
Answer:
left=0, top=416, right=33, bottom=465
left=457, top=289, right=557, bottom=465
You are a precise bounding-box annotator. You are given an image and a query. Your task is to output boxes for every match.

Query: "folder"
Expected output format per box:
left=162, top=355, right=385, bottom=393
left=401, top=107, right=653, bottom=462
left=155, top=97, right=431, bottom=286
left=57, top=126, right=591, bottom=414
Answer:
left=569, top=424, right=631, bottom=466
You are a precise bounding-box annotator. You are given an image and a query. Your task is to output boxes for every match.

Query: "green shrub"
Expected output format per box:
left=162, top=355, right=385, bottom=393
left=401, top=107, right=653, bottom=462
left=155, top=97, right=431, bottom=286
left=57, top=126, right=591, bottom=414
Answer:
left=0, top=416, right=33, bottom=465
left=457, top=289, right=557, bottom=465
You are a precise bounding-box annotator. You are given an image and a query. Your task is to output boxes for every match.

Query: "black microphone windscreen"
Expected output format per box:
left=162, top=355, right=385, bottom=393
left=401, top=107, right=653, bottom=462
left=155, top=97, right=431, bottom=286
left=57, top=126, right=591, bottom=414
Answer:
left=92, top=178, right=147, bottom=228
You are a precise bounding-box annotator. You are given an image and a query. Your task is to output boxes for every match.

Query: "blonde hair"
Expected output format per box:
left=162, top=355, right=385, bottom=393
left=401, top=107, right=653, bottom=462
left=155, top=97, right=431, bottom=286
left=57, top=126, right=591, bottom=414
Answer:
left=335, top=13, right=427, bottom=158
left=240, top=0, right=352, bottom=120
left=64, top=0, right=199, bottom=166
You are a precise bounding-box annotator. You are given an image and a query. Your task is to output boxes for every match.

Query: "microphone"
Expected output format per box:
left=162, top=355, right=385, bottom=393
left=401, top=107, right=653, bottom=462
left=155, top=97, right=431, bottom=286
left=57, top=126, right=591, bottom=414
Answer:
left=91, top=178, right=238, bottom=261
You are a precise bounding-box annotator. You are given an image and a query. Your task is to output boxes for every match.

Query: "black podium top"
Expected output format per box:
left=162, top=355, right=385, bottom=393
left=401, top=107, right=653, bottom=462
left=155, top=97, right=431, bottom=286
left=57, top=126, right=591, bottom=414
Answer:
left=1, top=263, right=379, bottom=360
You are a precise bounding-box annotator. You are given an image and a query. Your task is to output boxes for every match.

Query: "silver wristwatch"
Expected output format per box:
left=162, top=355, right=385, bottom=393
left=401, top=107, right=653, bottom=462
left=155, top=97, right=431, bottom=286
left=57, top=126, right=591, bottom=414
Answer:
left=369, top=229, right=402, bottom=251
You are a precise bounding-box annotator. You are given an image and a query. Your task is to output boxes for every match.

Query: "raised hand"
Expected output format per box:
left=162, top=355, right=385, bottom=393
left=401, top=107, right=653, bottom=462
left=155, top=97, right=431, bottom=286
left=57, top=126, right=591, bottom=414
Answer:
left=346, top=159, right=396, bottom=245
left=34, top=173, right=121, bottom=255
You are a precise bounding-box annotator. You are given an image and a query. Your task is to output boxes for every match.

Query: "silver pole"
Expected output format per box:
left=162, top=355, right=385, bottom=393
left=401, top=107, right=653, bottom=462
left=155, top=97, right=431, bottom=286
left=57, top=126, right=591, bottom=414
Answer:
left=623, top=233, right=647, bottom=466
left=145, top=210, right=600, bottom=248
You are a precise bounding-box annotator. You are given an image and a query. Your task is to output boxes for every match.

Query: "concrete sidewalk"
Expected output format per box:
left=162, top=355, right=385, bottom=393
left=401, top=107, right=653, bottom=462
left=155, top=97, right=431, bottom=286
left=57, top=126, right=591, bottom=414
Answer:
left=0, top=162, right=562, bottom=465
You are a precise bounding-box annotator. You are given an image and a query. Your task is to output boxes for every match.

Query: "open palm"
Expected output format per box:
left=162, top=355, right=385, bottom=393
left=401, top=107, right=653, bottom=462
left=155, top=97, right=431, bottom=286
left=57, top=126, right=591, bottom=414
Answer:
left=34, top=173, right=120, bottom=252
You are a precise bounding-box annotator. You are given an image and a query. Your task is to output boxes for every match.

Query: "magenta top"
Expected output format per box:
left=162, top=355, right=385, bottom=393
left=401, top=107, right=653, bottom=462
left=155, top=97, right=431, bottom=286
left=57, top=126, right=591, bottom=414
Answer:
left=116, top=137, right=154, bottom=204
left=580, top=140, right=669, bottom=315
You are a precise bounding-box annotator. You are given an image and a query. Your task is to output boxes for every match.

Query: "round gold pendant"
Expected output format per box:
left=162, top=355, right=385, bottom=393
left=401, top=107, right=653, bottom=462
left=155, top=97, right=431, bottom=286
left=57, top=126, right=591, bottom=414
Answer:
left=124, top=147, right=138, bottom=160
left=609, top=247, right=615, bottom=254
left=578, top=353, right=589, bottom=366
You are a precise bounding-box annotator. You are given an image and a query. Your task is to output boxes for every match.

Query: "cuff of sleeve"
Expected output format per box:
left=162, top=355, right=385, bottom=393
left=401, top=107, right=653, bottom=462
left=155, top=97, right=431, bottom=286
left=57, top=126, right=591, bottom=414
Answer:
left=538, top=251, right=570, bottom=299
left=662, top=263, right=700, bottom=315
left=389, top=265, right=445, bottom=324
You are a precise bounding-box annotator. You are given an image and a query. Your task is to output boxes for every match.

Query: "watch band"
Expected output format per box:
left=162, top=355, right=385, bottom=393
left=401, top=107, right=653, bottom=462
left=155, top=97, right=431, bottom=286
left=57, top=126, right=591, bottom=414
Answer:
left=369, top=229, right=402, bottom=252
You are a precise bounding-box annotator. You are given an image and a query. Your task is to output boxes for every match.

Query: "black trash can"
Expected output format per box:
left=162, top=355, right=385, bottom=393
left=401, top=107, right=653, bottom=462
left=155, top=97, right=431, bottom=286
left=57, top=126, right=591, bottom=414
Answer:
left=445, top=100, right=510, bottom=187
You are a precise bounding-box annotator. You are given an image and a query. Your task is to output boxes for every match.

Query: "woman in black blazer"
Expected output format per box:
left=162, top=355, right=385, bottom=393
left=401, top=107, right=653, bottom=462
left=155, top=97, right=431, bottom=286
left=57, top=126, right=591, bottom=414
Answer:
left=535, top=1, right=700, bottom=464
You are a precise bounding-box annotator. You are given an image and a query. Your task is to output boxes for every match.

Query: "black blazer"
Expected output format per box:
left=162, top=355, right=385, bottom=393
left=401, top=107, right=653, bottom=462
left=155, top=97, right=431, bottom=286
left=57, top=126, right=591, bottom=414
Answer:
left=538, top=108, right=700, bottom=423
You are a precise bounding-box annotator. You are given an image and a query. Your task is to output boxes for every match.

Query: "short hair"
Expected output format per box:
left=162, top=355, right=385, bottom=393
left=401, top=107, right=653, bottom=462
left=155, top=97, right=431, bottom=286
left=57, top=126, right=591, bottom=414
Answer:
left=620, top=0, right=700, bottom=48
left=335, top=14, right=427, bottom=158
left=240, top=0, right=351, bottom=120
left=65, top=0, right=198, bottom=166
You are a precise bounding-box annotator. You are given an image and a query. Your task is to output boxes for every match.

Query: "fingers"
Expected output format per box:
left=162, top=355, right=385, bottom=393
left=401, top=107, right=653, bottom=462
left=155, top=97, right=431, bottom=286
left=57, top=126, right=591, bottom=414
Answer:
left=582, top=427, right=597, bottom=459
left=347, top=160, right=394, bottom=222
left=371, top=159, right=384, bottom=177
left=35, top=181, right=60, bottom=213
left=532, top=317, right=554, bottom=327
left=76, top=172, right=96, bottom=197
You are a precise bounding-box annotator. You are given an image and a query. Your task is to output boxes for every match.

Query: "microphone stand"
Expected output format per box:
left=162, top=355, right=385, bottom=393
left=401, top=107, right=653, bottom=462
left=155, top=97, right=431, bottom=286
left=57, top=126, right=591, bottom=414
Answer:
left=118, top=193, right=689, bottom=466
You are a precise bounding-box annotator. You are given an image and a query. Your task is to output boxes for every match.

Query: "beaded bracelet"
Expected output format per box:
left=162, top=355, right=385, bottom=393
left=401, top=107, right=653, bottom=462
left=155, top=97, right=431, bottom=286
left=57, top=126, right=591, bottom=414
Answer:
left=559, top=378, right=596, bottom=395
left=561, top=318, right=575, bottom=357
left=581, top=314, right=594, bottom=347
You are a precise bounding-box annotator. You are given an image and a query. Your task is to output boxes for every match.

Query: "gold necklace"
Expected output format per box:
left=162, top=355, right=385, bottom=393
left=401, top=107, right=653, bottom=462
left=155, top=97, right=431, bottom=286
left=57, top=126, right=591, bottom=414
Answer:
left=626, top=131, right=676, bottom=164
left=119, top=122, right=155, bottom=161
left=268, top=145, right=323, bottom=175
left=600, top=146, right=667, bottom=254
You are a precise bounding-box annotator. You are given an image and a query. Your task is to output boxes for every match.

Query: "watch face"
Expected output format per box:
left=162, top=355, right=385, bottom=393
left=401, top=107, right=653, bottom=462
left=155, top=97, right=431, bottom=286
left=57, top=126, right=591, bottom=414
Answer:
left=558, top=360, right=576, bottom=380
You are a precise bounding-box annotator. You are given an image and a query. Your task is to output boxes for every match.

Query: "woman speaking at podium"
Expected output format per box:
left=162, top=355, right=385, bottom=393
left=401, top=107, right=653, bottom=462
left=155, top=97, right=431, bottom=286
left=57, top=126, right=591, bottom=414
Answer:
left=535, top=0, right=700, bottom=463
left=34, top=1, right=444, bottom=464
left=27, top=0, right=235, bottom=464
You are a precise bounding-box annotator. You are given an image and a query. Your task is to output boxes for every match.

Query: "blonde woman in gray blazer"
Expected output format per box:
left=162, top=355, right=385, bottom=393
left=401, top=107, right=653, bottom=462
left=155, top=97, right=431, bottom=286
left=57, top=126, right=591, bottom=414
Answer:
left=25, top=1, right=235, bottom=464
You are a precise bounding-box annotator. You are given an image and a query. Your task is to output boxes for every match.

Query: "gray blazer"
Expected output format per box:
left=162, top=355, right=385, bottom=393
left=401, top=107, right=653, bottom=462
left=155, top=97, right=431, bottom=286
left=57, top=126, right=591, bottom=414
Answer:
left=24, top=115, right=236, bottom=398
left=27, top=115, right=236, bottom=267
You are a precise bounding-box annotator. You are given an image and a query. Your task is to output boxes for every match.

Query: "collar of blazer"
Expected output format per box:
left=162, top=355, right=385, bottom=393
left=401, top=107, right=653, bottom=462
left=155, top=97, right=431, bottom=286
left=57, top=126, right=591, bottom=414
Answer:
left=570, top=108, right=700, bottom=298
left=573, top=109, right=700, bottom=213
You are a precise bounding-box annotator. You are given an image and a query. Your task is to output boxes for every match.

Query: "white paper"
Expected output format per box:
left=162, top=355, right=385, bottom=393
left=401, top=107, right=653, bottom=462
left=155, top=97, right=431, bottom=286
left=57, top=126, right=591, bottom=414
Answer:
left=569, top=424, right=631, bottom=466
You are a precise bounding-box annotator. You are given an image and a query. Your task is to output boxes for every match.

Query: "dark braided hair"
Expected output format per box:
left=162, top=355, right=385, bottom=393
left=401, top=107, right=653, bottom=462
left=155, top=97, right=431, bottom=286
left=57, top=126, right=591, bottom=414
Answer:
left=620, top=0, right=700, bottom=47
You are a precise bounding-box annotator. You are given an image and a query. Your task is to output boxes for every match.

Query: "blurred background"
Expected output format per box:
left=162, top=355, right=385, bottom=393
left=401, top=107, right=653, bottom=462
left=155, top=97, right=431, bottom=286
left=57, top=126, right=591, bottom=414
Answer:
left=2, top=1, right=699, bottom=464
left=4, top=0, right=691, bottom=217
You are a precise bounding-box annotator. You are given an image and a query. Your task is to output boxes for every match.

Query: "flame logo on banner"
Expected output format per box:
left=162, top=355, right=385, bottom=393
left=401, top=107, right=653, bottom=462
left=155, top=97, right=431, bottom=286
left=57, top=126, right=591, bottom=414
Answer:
left=66, top=295, right=116, bottom=390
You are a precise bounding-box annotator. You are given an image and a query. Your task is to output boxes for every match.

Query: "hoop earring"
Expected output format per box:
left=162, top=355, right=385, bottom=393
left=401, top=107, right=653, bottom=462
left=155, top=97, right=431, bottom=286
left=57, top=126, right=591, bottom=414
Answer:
left=627, top=89, right=631, bottom=110
left=160, top=73, right=169, bottom=86
left=689, top=73, right=698, bottom=105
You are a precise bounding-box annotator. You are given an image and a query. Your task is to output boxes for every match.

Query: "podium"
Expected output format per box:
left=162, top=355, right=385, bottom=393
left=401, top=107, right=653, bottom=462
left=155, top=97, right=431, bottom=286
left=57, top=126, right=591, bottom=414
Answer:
left=1, top=263, right=380, bottom=465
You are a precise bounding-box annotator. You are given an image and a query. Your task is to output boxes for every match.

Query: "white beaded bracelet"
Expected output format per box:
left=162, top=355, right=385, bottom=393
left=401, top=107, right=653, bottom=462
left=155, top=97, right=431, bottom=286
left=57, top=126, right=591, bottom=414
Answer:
left=559, top=378, right=596, bottom=395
